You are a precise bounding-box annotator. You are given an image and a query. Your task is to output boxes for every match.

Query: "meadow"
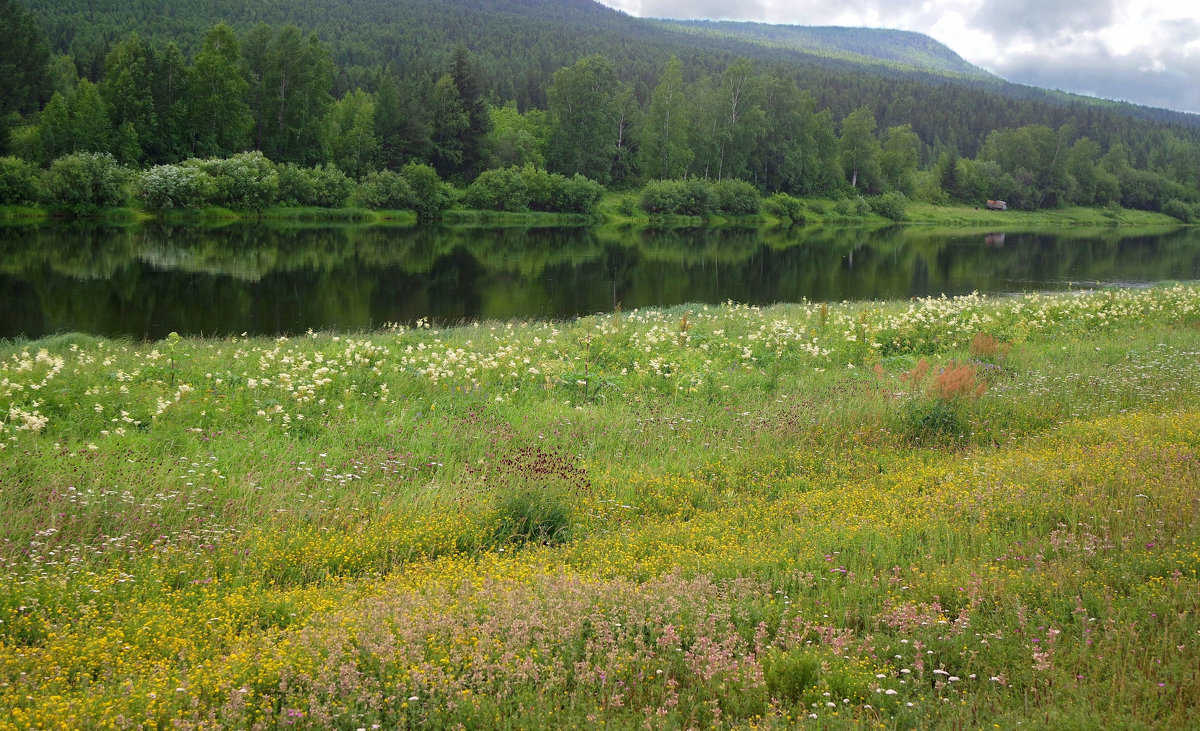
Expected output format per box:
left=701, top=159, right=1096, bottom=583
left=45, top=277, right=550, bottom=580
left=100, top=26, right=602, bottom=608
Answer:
left=2, top=285, right=1199, bottom=728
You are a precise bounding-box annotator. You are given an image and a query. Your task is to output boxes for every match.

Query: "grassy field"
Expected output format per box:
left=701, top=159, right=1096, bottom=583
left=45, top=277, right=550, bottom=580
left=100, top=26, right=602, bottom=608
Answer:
left=2, top=286, right=1200, bottom=728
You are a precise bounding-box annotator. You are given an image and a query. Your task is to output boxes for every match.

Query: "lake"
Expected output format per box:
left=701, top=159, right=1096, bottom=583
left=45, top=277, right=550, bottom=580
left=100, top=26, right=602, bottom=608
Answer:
left=3, top=221, right=1199, bottom=340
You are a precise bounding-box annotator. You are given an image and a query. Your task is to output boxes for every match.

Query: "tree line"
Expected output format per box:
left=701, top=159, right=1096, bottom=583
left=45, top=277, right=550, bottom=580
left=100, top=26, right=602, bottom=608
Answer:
left=3, top=6, right=1200, bottom=219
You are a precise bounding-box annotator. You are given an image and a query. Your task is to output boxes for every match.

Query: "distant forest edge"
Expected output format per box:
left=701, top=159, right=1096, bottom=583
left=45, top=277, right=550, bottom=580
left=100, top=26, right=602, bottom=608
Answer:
left=2, top=0, right=1200, bottom=223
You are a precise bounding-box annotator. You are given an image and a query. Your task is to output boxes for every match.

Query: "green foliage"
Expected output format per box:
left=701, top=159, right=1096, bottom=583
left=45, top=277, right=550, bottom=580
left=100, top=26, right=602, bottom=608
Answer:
left=485, top=104, right=548, bottom=170
left=639, top=178, right=717, bottom=216
left=462, top=167, right=530, bottom=212
left=462, top=166, right=605, bottom=215
left=276, top=163, right=352, bottom=208
left=355, top=169, right=411, bottom=210
left=0, top=0, right=51, bottom=117
left=639, top=55, right=692, bottom=180
left=712, top=178, right=761, bottom=216
left=869, top=191, right=908, bottom=221
left=763, top=192, right=804, bottom=222
left=839, top=106, right=882, bottom=193
left=1161, top=198, right=1194, bottom=223
left=39, top=152, right=129, bottom=214
left=0, top=156, right=39, bottom=205
left=135, top=163, right=212, bottom=210
left=190, top=151, right=278, bottom=211
left=244, top=25, right=334, bottom=166
left=547, top=55, right=621, bottom=184
left=400, top=162, right=451, bottom=222
left=190, top=22, right=252, bottom=158
left=832, top=195, right=871, bottom=217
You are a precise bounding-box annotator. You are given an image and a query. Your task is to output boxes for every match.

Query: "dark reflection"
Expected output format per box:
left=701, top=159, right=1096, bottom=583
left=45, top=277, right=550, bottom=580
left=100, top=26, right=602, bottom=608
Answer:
left=2, top=220, right=1199, bottom=339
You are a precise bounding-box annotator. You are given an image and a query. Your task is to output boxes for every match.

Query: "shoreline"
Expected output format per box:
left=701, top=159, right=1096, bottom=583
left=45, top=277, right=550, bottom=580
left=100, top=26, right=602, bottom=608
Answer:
left=1, top=200, right=1188, bottom=228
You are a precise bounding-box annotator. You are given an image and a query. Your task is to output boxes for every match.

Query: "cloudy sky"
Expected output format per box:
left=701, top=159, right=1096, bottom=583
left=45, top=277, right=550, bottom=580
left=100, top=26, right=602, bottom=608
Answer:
left=595, top=0, right=1200, bottom=115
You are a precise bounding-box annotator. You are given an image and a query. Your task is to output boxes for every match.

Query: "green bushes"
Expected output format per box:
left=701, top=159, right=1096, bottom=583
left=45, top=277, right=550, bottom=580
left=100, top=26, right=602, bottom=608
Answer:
left=869, top=191, right=908, bottom=221
left=355, top=169, right=412, bottom=210
left=763, top=192, right=804, bottom=223
left=276, top=164, right=353, bottom=208
left=639, top=178, right=761, bottom=216
left=136, top=164, right=212, bottom=210
left=1161, top=198, right=1195, bottom=223
left=463, top=167, right=530, bottom=212
left=712, top=179, right=760, bottom=215
left=40, top=153, right=131, bottom=214
left=463, top=166, right=603, bottom=214
left=640, top=179, right=716, bottom=215
left=191, top=152, right=279, bottom=211
left=400, top=163, right=453, bottom=222
left=0, top=157, right=40, bottom=206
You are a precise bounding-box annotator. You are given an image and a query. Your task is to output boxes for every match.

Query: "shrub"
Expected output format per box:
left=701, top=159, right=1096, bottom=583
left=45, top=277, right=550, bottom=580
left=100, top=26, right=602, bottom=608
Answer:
left=1162, top=198, right=1193, bottom=223
left=763, top=192, right=804, bottom=223
left=356, top=169, right=412, bottom=210
left=191, top=152, right=278, bottom=211
left=277, top=163, right=353, bottom=208
left=869, top=191, right=908, bottom=221
left=639, top=178, right=716, bottom=216
left=136, top=164, right=211, bottom=210
left=897, top=358, right=986, bottom=443
left=614, top=193, right=638, bottom=217
left=40, top=153, right=131, bottom=214
left=552, top=173, right=603, bottom=214
left=400, top=163, right=452, bottom=222
left=0, top=156, right=40, bottom=205
left=712, top=179, right=761, bottom=216
left=833, top=196, right=871, bottom=218
left=463, top=167, right=530, bottom=212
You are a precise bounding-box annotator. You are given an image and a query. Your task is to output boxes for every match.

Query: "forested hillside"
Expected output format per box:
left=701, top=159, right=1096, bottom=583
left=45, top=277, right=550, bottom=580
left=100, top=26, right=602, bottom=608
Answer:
left=660, top=21, right=993, bottom=80
left=3, top=0, right=1200, bottom=220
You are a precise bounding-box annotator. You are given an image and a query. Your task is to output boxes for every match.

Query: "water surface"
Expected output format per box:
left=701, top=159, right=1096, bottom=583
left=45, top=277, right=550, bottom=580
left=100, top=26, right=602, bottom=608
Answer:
left=3, top=221, right=1198, bottom=339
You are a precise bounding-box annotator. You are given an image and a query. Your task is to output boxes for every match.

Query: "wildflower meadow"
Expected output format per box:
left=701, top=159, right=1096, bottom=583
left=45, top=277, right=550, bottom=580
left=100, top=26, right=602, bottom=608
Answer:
left=2, top=285, right=1199, bottom=728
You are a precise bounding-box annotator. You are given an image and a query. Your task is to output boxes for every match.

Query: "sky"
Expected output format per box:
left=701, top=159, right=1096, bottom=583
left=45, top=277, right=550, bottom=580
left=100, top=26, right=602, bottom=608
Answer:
left=595, top=0, right=1200, bottom=115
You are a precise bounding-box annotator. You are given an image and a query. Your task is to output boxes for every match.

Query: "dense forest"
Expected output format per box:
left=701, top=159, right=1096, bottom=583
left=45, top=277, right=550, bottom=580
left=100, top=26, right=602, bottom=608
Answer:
left=3, top=0, right=1200, bottom=219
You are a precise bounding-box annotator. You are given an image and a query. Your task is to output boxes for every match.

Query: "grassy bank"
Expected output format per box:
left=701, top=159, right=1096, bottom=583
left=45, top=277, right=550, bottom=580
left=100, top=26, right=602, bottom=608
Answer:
left=2, top=286, right=1200, bottom=728
left=5, top=198, right=1188, bottom=229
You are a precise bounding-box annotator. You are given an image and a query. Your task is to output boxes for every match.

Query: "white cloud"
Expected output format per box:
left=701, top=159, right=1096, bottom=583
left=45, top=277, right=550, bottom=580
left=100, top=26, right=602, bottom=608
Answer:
left=596, top=0, right=1200, bottom=114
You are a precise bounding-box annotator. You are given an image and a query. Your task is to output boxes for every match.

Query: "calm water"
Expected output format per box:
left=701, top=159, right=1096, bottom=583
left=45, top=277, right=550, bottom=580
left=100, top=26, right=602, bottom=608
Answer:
left=3, top=221, right=1199, bottom=340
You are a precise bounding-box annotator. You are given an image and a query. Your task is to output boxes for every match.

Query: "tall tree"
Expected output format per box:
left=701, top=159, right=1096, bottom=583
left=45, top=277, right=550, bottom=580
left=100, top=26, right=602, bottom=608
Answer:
left=839, top=106, right=882, bottom=192
left=100, top=33, right=156, bottom=163
left=150, top=42, right=191, bottom=162
left=485, top=103, right=548, bottom=169
left=325, top=88, right=379, bottom=178
left=189, top=23, right=251, bottom=158
left=450, top=47, right=491, bottom=180
left=244, top=25, right=334, bottom=164
left=0, top=0, right=50, bottom=149
left=429, top=73, right=468, bottom=177
left=37, top=91, right=72, bottom=161
left=880, top=123, right=920, bottom=195
left=639, top=56, right=691, bottom=180
left=69, top=79, right=112, bottom=154
left=546, top=55, right=620, bottom=183
left=374, top=66, right=432, bottom=170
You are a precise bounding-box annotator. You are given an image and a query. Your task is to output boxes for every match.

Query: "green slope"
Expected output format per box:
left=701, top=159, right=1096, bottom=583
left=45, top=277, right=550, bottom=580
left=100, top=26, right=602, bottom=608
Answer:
left=660, top=20, right=995, bottom=80
left=20, top=0, right=1200, bottom=148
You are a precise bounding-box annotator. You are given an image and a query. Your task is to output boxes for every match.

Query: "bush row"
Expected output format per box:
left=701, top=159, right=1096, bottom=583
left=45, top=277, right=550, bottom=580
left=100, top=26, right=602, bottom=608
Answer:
left=0, top=152, right=456, bottom=220
left=462, top=166, right=604, bottom=214
left=638, top=178, right=761, bottom=217
left=3, top=153, right=912, bottom=222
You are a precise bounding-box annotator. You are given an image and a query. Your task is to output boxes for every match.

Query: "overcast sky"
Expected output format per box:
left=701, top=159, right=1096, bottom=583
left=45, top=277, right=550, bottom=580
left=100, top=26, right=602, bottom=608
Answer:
left=595, top=0, right=1200, bottom=115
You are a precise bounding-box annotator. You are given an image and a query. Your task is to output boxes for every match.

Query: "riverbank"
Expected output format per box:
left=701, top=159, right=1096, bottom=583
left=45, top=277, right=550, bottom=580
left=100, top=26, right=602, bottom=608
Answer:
left=3, top=286, right=1200, bottom=727
left=2, top=199, right=1187, bottom=228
